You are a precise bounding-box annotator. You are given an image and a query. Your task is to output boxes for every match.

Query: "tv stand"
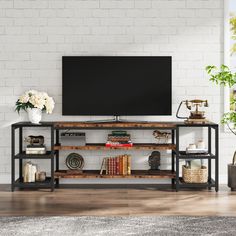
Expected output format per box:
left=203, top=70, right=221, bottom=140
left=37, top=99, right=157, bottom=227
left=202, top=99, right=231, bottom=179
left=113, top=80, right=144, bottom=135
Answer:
left=11, top=121, right=219, bottom=192
left=85, top=116, right=147, bottom=123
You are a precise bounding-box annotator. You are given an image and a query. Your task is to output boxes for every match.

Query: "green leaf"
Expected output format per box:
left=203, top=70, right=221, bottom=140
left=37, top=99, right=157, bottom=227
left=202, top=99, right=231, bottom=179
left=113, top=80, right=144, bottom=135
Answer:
left=205, top=64, right=236, bottom=88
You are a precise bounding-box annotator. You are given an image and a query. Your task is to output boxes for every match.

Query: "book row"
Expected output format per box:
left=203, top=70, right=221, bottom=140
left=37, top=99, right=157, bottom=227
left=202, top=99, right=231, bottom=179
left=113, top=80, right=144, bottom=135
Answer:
left=100, top=154, right=131, bottom=175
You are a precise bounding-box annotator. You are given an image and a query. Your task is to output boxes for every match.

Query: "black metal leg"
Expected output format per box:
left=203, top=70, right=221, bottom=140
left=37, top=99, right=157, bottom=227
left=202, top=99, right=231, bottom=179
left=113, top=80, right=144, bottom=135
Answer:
left=11, top=126, right=15, bottom=192
left=55, top=130, right=59, bottom=187
left=215, top=126, right=219, bottom=192
left=51, top=127, right=55, bottom=192
left=19, top=127, right=23, bottom=181
left=51, top=157, right=54, bottom=192
left=175, top=127, right=179, bottom=192
left=208, top=127, right=212, bottom=190
left=171, top=129, right=175, bottom=185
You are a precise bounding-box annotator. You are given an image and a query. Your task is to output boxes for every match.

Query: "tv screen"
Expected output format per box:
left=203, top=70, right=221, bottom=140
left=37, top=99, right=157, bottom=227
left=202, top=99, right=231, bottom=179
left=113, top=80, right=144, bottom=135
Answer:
left=62, top=56, right=172, bottom=116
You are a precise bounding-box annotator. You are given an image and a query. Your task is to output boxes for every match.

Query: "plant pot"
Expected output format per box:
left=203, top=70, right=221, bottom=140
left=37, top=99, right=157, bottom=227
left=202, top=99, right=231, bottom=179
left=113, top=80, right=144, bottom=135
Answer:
left=27, top=108, right=42, bottom=124
left=228, top=164, right=236, bottom=191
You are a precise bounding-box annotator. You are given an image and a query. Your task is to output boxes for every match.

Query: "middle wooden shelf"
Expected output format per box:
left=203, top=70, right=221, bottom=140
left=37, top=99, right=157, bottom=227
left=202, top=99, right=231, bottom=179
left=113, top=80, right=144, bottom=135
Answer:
left=54, top=170, right=176, bottom=179
left=53, top=143, right=176, bottom=151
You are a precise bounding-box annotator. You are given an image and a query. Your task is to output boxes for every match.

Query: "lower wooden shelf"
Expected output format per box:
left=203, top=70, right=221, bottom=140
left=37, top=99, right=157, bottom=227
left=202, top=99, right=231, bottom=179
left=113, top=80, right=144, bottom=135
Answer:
left=54, top=170, right=176, bottom=179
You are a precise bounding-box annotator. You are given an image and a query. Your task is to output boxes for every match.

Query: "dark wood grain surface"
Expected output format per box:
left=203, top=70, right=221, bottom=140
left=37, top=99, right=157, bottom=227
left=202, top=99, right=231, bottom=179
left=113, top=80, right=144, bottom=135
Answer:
left=0, top=185, right=234, bottom=216
left=54, top=170, right=176, bottom=179
left=53, top=143, right=176, bottom=151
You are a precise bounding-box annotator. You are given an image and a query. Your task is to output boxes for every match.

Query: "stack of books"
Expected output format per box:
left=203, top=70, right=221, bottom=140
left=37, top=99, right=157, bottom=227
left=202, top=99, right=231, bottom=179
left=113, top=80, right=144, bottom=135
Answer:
left=100, top=154, right=131, bottom=175
left=26, top=145, right=46, bottom=155
left=105, top=131, right=133, bottom=147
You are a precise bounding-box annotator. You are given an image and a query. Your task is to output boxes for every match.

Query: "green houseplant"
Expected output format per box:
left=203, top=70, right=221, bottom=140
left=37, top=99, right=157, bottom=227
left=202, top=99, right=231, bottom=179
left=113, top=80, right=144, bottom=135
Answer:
left=206, top=64, right=236, bottom=190
left=206, top=64, right=236, bottom=132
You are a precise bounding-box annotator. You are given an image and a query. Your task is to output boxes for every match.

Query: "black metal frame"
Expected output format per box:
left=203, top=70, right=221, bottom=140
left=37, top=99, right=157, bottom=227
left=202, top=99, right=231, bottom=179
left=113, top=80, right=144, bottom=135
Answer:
left=11, top=122, right=55, bottom=192
left=11, top=121, right=219, bottom=192
left=175, top=123, right=219, bottom=192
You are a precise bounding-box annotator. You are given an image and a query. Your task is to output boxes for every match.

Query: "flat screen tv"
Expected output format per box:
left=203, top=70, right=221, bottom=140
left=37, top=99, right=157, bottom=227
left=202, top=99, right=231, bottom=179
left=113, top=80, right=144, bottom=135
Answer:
left=62, top=56, right=172, bottom=116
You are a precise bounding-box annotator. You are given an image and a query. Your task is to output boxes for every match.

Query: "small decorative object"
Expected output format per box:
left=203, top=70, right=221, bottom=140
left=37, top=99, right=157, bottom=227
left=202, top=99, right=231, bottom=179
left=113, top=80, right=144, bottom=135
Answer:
left=66, top=153, right=84, bottom=171
left=186, top=141, right=207, bottom=154
left=15, top=90, right=55, bottom=124
left=36, top=171, right=46, bottom=182
left=153, top=130, right=171, bottom=143
left=25, top=135, right=44, bottom=146
left=176, top=99, right=208, bottom=124
left=187, top=144, right=196, bottom=150
left=23, top=161, right=37, bottom=182
left=39, top=172, right=46, bottom=182
left=61, top=132, right=86, bottom=146
left=148, top=151, right=161, bottom=173
left=182, top=165, right=207, bottom=183
left=25, top=135, right=46, bottom=154
left=197, top=140, right=205, bottom=149
left=27, top=108, right=42, bottom=124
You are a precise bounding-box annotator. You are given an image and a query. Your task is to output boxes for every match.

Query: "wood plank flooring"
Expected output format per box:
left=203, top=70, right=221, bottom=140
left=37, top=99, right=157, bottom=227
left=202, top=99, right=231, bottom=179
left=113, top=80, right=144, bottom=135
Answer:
left=0, top=185, right=236, bottom=216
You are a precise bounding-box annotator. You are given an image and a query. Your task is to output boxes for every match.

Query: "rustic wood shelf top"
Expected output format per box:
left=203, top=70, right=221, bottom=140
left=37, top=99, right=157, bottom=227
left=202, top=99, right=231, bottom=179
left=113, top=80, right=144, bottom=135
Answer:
left=55, top=170, right=176, bottom=179
left=54, top=143, right=176, bottom=151
left=54, top=121, right=178, bottom=129
left=11, top=121, right=218, bottom=129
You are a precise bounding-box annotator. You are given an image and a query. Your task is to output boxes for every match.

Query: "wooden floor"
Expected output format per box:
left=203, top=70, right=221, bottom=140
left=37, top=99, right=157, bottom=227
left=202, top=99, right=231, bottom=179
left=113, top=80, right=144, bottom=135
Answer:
left=0, top=185, right=236, bottom=216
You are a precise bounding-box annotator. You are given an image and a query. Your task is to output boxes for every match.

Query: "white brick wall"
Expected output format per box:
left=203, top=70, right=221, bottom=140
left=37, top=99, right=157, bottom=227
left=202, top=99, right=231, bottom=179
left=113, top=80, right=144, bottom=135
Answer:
left=0, top=0, right=232, bottom=184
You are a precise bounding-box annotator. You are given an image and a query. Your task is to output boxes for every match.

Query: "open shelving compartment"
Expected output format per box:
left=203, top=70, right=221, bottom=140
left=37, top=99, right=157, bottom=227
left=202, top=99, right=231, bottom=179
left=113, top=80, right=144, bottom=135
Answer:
left=11, top=122, right=56, bottom=191
left=174, top=123, right=219, bottom=191
left=53, top=121, right=177, bottom=186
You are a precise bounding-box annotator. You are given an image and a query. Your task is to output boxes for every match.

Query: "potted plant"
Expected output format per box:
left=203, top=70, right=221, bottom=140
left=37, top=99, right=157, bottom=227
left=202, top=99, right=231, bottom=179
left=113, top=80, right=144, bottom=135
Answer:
left=206, top=64, right=236, bottom=190
left=15, top=90, right=55, bottom=124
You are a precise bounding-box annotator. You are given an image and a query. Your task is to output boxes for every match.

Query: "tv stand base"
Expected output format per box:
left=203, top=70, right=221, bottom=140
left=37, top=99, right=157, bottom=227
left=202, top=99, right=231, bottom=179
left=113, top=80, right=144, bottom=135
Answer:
left=85, top=116, right=147, bottom=123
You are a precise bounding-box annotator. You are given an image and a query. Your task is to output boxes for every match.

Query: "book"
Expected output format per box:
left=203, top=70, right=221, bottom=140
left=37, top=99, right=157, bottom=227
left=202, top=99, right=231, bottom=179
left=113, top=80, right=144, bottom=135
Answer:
left=113, top=158, right=116, bottom=175
left=26, top=147, right=46, bottom=151
left=127, top=155, right=131, bottom=175
left=107, top=137, right=131, bottom=142
left=108, top=158, right=111, bottom=175
left=108, top=134, right=130, bottom=138
left=105, top=158, right=108, bottom=175
left=119, top=155, right=123, bottom=175
left=112, top=131, right=128, bottom=136
left=123, top=155, right=126, bottom=175
left=100, top=158, right=106, bottom=175
left=26, top=150, right=46, bottom=155
left=26, top=145, right=46, bottom=154
left=105, top=142, right=133, bottom=147
left=116, top=157, right=120, bottom=175
left=27, top=144, right=45, bottom=148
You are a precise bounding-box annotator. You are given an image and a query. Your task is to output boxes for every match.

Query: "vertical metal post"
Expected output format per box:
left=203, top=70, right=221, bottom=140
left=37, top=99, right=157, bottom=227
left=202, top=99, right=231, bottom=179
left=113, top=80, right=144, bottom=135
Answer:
left=171, top=129, right=175, bottom=185
left=11, top=126, right=15, bottom=192
left=51, top=126, right=54, bottom=192
left=175, top=126, right=179, bottom=192
left=215, top=125, right=219, bottom=192
left=208, top=127, right=212, bottom=190
left=19, top=127, right=23, bottom=181
left=55, top=129, right=59, bottom=187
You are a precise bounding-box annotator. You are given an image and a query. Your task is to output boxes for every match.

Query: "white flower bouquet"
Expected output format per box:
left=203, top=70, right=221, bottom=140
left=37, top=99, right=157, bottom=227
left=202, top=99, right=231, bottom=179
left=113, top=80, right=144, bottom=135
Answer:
left=15, top=90, right=55, bottom=114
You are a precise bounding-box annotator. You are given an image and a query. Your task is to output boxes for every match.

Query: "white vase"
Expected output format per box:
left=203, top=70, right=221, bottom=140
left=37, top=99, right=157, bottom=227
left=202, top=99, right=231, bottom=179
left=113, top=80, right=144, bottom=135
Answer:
left=27, top=108, right=42, bottom=124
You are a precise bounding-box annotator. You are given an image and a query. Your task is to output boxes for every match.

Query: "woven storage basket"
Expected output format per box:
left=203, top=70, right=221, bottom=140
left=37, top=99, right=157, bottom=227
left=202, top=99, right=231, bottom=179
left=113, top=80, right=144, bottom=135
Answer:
left=182, top=165, right=208, bottom=183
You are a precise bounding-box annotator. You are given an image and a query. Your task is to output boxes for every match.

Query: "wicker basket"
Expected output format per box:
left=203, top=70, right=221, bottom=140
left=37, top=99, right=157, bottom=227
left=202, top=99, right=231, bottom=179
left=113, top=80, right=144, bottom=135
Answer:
left=182, top=165, right=208, bottom=183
